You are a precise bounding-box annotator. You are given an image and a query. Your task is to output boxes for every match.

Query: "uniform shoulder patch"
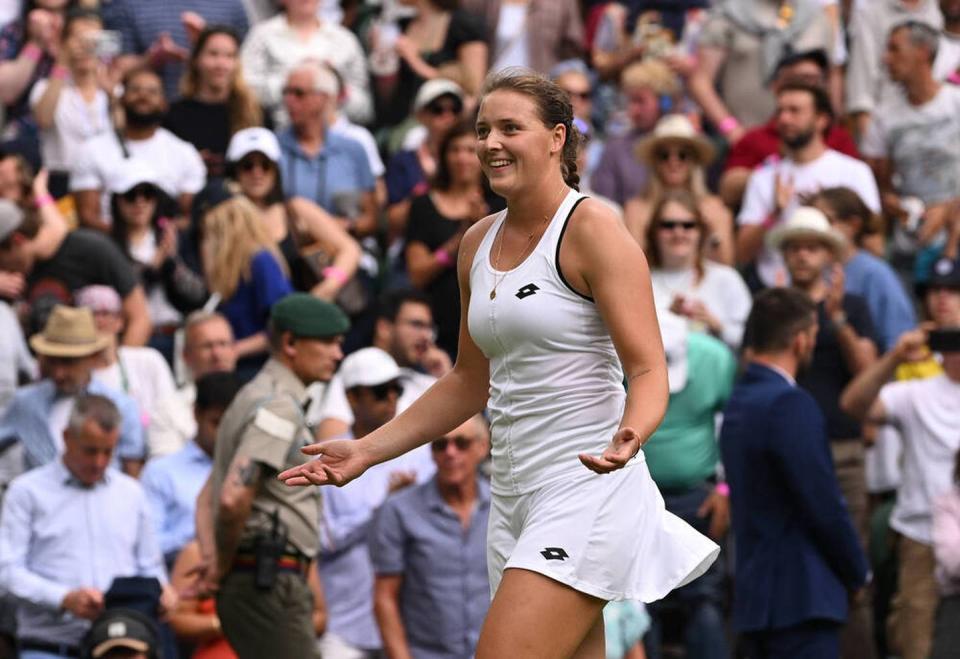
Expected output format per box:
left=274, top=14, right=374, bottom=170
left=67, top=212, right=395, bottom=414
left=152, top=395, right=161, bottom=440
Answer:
left=253, top=406, right=298, bottom=441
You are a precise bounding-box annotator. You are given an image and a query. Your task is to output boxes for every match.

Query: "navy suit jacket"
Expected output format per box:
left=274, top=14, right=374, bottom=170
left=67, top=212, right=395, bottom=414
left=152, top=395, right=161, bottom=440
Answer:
left=719, top=363, right=869, bottom=632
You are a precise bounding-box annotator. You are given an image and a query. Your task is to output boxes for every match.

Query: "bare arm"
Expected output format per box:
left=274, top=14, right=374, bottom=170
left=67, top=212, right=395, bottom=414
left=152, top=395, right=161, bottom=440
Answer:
left=168, top=542, right=224, bottom=643
left=287, top=197, right=362, bottom=300
left=374, top=575, right=413, bottom=659
left=622, top=196, right=650, bottom=248
left=195, top=474, right=215, bottom=568
left=839, top=328, right=925, bottom=423
left=718, top=168, right=751, bottom=210
left=234, top=333, right=269, bottom=360
left=214, top=453, right=263, bottom=576
left=121, top=286, right=152, bottom=346
left=352, top=190, right=379, bottom=239
left=279, top=217, right=497, bottom=486
left=31, top=76, right=65, bottom=130
left=688, top=47, right=740, bottom=139
left=735, top=224, right=766, bottom=266
left=700, top=195, right=735, bottom=266
left=0, top=46, right=43, bottom=106
left=456, top=41, right=488, bottom=97
left=307, top=562, right=327, bottom=634
left=562, top=199, right=669, bottom=471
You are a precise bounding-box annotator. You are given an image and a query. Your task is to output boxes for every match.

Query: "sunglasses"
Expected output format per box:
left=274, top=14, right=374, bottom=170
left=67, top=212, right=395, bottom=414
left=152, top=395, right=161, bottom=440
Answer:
left=238, top=157, right=274, bottom=173
left=282, top=86, right=314, bottom=99
left=121, top=185, right=158, bottom=202
left=655, top=148, right=692, bottom=163
left=431, top=435, right=473, bottom=452
left=426, top=101, right=463, bottom=116
left=657, top=218, right=698, bottom=231
left=562, top=89, right=591, bottom=100
left=367, top=381, right=404, bottom=401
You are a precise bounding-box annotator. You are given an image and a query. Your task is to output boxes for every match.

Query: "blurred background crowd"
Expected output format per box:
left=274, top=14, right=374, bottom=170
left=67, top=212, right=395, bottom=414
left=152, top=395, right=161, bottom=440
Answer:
left=0, top=0, right=958, bottom=657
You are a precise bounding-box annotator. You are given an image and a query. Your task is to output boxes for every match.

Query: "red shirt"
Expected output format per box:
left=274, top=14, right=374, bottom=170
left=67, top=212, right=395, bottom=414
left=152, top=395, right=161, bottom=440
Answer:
left=724, top=118, right=860, bottom=171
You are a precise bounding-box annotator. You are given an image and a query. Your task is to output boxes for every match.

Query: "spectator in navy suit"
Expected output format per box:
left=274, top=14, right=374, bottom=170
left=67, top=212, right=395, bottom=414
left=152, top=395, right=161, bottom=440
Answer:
left=720, top=288, right=869, bottom=658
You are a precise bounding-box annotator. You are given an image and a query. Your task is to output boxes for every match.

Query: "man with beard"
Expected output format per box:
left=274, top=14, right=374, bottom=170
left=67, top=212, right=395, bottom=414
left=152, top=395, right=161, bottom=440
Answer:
left=719, top=288, right=869, bottom=658
left=69, top=67, right=206, bottom=231
left=771, top=207, right=880, bottom=658
left=736, top=82, right=880, bottom=291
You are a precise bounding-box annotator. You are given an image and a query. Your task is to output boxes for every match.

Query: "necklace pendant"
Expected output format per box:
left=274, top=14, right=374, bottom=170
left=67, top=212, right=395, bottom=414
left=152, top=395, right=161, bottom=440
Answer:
left=490, top=288, right=496, bottom=300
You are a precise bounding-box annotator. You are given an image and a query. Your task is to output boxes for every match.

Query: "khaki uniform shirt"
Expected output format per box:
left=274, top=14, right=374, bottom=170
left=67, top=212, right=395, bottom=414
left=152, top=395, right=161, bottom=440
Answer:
left=212, top=359, right=320, bottom=557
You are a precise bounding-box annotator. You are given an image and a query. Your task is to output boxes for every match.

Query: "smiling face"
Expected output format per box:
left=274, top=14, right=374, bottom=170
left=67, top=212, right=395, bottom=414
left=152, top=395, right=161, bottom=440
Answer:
left=476, top=90, right=565, bottom=199
left=195, top=32, right=238, bottom=93
left=653, top=141, right=695, bottom=188
left=235, top=152, right=278, bottom=203
left=654, top=199, right=702, bottom=267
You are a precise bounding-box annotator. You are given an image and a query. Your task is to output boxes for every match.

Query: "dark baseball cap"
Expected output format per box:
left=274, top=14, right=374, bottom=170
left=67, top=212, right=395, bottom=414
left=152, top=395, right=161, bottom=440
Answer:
left=917, top=256, right=960, bottom=296
left=271, top=293, right=350, bottom=339
left=84, top=609, right=157, bottom=658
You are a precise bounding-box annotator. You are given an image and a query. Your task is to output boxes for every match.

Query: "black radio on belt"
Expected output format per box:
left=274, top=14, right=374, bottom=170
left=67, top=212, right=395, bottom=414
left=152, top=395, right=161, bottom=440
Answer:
left=254, top=510, right=287, bottom=590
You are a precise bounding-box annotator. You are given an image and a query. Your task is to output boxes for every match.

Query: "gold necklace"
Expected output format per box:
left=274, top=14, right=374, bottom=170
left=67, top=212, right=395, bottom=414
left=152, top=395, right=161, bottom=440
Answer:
left=489, top=186, right=567, bottom=300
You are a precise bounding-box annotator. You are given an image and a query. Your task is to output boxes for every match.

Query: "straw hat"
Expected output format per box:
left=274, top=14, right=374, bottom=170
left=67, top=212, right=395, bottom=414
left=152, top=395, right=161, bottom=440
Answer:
left=29, top=305, right=110, bottom=358
left=767, top=206, right=847, bottom=256
left=635, top=114, right=715, bottom=166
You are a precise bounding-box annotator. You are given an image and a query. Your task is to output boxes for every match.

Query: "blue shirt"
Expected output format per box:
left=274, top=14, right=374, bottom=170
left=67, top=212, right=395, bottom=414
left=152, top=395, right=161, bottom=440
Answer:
left=139, top=440, right=212, bottom=559
left=103, top=0, right=248, bottom=100
left=844, top=250, right=917, bottom=352
left=0, top=460, right=165, bottom=645
left=277, top=128, right=375, bottom=214
left=370, top=477, right=490, bottom=659
left=0, top=379, right=145, bottom=470
left=219, top=250, right=292, bottom=342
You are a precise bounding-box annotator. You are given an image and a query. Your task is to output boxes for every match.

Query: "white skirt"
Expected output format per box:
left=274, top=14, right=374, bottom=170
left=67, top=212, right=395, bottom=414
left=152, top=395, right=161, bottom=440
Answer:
left=486, top=453, right=720, bottom=602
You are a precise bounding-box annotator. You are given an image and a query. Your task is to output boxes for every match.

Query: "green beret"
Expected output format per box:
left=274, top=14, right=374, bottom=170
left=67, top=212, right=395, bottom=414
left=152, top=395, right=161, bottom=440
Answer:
left=271, top=293, right=350, bottom=338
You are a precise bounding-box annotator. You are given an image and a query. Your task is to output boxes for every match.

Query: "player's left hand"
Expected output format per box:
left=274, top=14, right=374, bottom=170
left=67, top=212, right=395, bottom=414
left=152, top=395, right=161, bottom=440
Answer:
left=579, top=427, right=642, bottom=474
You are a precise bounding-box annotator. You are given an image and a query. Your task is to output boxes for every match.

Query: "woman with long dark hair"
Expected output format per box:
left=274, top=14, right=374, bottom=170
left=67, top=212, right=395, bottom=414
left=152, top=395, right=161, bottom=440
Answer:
left=405, top=118, right=503, bottom=358
left=282, top=69, right=717, bottom=658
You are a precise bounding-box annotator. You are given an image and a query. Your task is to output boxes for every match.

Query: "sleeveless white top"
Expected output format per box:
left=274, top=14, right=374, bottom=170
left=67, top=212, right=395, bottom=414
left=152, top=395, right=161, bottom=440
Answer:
left=468, top=190, right=627, bottom=496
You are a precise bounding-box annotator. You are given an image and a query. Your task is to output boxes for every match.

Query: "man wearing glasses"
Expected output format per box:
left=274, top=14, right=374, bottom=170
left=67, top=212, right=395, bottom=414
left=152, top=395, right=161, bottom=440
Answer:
left=370, top=414, right=491, bottom=659
left=315, top=346, right=433, bottom=659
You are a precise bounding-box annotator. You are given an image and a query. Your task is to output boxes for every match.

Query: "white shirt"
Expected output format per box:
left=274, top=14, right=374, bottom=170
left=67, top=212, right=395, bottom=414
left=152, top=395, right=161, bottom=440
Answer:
left=468, top=190, right=627, bottom=496
left=46, top=397, right=73, bottom=455
left=331, top=115, right=386, bottom=178
left=651, top=262, right=753, bottom=350
left=738, top=149, right=880, bottom=287
left=70, top=128, right=206, bottom=224
left=0, top=302, right=36, bottom=416
left=128, top=232, right=184, bottom=326
left=148, top=384, right=196, bottom=458
left=934, top=32, right=960, bottom=81
left=880, top=374, right=960, bottom=545
left=241, top=14, right=372, bottom=125
left=492, top=3, right=530, bottom=72
left=29, top=80, right=111, bottom=172
left=0, top=461, right=166, bottom=644
left=94, top=346, right=177, bottom=435
left=860, top=83, right=960, bottom=206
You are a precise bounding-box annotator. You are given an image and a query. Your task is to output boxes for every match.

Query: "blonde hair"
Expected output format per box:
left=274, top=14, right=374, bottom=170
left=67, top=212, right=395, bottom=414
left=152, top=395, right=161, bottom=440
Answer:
left=202, top=196, right=289, bottom=299
left=620, top=59, right=680, bottom=96
left=180, top=27, right=263, bottom=134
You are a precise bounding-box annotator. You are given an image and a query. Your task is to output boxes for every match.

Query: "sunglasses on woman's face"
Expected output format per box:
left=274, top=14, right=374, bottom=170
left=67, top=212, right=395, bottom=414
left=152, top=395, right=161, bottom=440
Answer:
left=121, top=185, right=158, bottom=203
left=655, top=148, right=692, bottom=163
left=238, top=157, right=273, bottom=173
left=657, top=218, right=699, bottom=231
left=431, top=435, right=473, bottom=452
left=426, top=100, right=463, bottom=116
left=367, top=381, right=404, bottom=401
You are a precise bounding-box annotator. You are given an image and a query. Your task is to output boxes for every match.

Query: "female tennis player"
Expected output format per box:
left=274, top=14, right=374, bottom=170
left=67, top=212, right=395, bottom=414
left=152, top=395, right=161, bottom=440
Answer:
left=280, top=69, right=718, bottom=659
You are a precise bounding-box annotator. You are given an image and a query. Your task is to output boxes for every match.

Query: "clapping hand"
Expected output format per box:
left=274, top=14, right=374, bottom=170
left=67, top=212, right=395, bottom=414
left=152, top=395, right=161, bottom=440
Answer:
left=279, top=439, right=370, bottom=487
left=579, top=427, right=643, bottom=474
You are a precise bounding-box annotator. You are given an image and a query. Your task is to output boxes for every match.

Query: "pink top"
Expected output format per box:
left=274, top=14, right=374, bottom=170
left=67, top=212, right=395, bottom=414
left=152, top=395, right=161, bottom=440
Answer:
left=933, top=486, right=960, bottom=596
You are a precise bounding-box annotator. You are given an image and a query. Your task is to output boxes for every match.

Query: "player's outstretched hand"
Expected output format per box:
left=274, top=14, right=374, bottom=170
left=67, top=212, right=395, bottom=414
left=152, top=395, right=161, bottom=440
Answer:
left=278, top=439, right=369, bottom=487
left=579, top=427, right=642, bottom=474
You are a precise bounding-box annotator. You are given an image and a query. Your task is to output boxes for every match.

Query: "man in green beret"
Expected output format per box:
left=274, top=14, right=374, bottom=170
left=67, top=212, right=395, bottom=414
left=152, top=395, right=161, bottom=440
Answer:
left=198, top=293, right=348, bottom=658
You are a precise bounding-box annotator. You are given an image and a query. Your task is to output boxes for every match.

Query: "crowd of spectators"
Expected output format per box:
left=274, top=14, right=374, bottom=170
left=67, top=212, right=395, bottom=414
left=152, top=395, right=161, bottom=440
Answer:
left=0, top=0, right=958, bottom=658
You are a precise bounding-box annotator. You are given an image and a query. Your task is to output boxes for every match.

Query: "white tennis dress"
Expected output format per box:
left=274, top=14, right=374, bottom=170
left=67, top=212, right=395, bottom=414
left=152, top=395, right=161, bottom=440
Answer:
left=468, top=189, right=719, bottom=602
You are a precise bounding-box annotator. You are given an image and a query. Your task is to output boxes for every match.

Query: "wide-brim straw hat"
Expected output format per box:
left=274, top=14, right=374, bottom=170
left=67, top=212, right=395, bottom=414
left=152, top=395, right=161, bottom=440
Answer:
left=767, top=206, right=847, bottom=256
left=635, top=114, right=715, bottom=166
left=29, top=304, right=110, bottom=358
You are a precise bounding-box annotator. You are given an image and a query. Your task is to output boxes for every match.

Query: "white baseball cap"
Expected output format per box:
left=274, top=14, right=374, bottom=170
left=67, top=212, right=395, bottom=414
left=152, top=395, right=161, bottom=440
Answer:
left=339, top=347, right=401, bottom=389
left=413, top=78, right=464, bottom=113
left=658, top=311, right=688, bottom=394
left=226, top=127, right=281, bottom=164
left=108, top=158, right=162, bottom=195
